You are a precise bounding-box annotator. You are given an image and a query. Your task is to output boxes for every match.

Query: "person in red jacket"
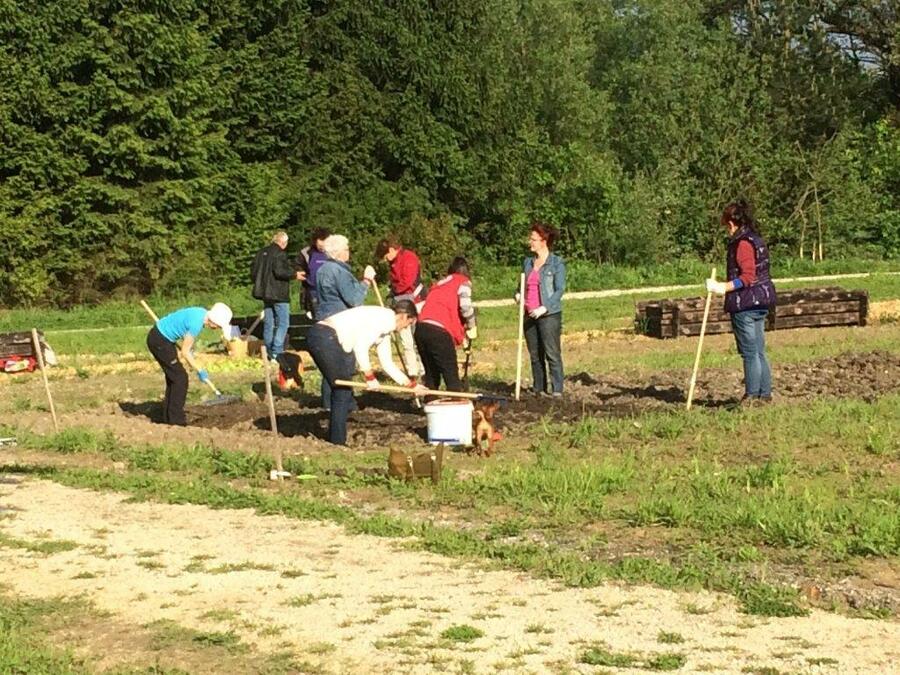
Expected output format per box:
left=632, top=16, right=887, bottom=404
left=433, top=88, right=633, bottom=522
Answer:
left=375, top=235, right=426, bottom=303
left=414, top=257, right=477, bottom=392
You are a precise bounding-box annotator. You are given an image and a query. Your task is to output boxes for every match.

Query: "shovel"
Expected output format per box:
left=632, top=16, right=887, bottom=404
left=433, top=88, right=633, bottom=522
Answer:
left=335, top=379, right=507, bottom=403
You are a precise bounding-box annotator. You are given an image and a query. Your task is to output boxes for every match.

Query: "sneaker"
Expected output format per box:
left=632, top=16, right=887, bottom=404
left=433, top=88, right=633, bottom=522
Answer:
left=757, top=395, right=773, bottom=405
left=551, top=392, right=563, bottom=398
left=739, top=395, right=758, bottom=408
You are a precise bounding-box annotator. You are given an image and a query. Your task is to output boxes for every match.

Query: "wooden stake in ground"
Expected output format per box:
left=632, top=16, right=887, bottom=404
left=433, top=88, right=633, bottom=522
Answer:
left=514, top=273, right=526, bottom=401
left=686, top=267, right=717, bottom=411
left=31, top=328, right=59, bottom=432
left=260, top=346, right=288, bottom=480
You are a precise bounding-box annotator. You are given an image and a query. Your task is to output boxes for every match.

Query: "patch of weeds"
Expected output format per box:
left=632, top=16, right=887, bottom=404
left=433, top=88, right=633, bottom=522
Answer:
left=136, top=549, right=161, bottom=558
left=192, top=630, right=245, bottom=653
left=736, top=582, right=808, bottom=617
left=580, top=647, right=636, bottom=667
left=440, top=624, right=484, bottom=643
left=284, top=593, right=340, bottom=608
left=136, top=560, right=165, bottom=571
left=72, top=571, right=98, bottom=579
left=741, top=667, right=782, bottom=675
left=280, top=568, right=307, bottom=578
left=0, top=532, right=78, bottom=555
left=369, top=594, right=398, bottom=604
left=257, top=623, right=285, bottom=637
left=657, top=631, right=685, bottom=644
left=200, top=608, right=239, bottom=622
left=306, top=642, right=336, bottom=655
left=683, top=603, right=714, bottom=615
left=647, top=652, right=687, bottom=671
left=207, top=561, right=275, bottom=574
left=806, top=656, right=839, bottom=666
left=524, top=623, right=553, bottom=634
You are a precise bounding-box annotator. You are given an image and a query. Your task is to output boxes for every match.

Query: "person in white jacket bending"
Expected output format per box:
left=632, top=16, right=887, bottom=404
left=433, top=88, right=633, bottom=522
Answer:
left=305, top=301, right=427, bottom=445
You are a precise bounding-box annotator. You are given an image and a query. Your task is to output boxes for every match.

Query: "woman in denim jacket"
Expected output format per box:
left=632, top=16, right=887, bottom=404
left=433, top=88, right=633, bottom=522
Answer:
left=521, top=223, right=566, bottom=396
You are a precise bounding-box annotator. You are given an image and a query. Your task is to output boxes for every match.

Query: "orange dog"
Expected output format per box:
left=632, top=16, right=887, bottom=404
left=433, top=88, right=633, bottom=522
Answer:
left=472, top=401, right=500, bottom=456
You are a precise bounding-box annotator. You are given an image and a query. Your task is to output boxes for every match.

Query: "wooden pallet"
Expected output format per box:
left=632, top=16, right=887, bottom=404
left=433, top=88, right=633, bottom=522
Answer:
left=635, top=287, right=868, bottom=338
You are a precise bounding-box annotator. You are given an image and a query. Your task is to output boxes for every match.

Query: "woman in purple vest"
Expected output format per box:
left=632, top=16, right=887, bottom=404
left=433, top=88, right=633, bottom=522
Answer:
left=706, top=200, right=777, bottom=405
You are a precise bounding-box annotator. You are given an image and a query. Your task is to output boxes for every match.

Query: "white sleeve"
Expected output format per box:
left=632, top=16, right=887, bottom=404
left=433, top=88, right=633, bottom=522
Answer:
left=376, top=336, right=410, bottom=386
left=353, top=337, right=374, bottom=374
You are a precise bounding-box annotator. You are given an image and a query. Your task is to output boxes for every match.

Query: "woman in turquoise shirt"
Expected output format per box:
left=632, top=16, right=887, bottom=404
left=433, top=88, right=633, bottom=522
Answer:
left=146, top=303, right=232, bottom=425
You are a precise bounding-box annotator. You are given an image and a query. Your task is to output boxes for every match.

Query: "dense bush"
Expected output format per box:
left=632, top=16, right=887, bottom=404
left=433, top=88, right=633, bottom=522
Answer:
left=0, top=1, right=897, bottom=306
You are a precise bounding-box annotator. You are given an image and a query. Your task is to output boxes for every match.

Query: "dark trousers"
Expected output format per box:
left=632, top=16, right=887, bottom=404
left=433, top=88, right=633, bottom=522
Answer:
left=414, top=322, right=461, bottom=391
left=524, top=312, right=564, bottom=394
left=146, top=326, right=188, bottom=426
left=305, top=324, right=357, bottom=445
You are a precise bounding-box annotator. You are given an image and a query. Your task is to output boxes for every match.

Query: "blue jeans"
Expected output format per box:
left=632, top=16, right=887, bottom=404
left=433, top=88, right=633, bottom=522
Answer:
left=305, top=324, right=357, bottom=445
left=731, top=309, right=772, bottom=398
left=524, top=312, right=564, bottom=394
left=263, top=301, right=290, bottom=359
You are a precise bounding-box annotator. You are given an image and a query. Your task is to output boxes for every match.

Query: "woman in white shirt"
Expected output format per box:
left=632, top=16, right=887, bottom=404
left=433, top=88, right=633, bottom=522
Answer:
left=305, top=300, right=426, bottom=445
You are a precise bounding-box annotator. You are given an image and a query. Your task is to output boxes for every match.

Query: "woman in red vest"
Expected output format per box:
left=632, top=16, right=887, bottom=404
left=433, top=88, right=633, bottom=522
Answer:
left=414, top=257, right=477, bottom=391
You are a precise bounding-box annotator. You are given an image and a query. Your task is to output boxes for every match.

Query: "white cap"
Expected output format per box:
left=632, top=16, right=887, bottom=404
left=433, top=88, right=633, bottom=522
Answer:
left=207, top=302, right=233, bottom=342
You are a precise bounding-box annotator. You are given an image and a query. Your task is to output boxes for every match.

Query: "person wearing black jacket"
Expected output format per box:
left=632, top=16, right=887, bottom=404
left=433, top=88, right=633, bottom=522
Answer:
left=251, top=231, right=303, bottom=360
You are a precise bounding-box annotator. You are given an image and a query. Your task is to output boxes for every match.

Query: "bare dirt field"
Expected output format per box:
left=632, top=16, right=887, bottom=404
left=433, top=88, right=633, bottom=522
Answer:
left=1, top=477, right=898, bottom=674
left=12, top=349, right=900, bottom=453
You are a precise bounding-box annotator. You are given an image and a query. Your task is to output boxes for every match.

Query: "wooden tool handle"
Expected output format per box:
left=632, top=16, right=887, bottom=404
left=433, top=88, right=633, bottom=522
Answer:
left=32, top=328, right=59, bottom=432
left=242, top=310, right=265, bottom=339
left=334, top=379, right=480, bottom=400
left=140, top=299, right=160, bottom=323
left=514, top=272, right=526, bottom=401
left=686, top=267, right=717, bottom=410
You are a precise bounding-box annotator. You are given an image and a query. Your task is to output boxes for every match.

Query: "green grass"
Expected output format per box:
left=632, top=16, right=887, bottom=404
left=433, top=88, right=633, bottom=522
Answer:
left=440, top=624, right=484, bottom=643
left=0, top=532, right=79, bottom=555
left=8, top=388, right=900, bottom=618
left=0, top=595, right=89, bottom=673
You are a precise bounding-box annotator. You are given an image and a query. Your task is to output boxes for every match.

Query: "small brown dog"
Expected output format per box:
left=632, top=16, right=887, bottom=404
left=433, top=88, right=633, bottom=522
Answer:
left=472, top=401, right=500, bottom=456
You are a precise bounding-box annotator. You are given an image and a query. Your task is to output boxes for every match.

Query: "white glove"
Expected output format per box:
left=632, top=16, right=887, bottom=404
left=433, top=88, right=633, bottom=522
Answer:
left=529, top=306, right=547, bottom=319
left=365, top=375, right=380, bottom=390
left=706, top=279, right=728, bottom=295
left=363, top=265, right=377, bottom=281
left=514, top=292, right=521, bottom=304
left=465, top=326, right=478, bottom=341
left=412, top=383, right=429, bottom=395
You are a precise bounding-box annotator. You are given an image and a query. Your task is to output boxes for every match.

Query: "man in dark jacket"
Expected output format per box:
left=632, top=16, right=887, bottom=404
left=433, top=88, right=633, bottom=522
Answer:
left=251, top=231, right=303, bottom=360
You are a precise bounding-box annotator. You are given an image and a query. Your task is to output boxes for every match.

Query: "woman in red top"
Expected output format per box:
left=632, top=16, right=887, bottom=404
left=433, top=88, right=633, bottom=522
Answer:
left=414, top=257, right=477, bottom=391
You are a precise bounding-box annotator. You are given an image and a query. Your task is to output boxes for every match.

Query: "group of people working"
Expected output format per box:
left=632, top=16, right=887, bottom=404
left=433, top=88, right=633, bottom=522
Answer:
left=145, top=200, right=775, bottom=442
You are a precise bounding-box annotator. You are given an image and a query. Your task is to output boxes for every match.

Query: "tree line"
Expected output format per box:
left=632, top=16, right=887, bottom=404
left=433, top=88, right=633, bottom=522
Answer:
left=1, top=0, right=897, bottom=306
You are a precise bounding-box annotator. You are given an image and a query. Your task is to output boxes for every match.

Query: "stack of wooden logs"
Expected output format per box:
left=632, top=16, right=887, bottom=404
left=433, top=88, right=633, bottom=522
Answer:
left=635, top=287, right=868, bottom=338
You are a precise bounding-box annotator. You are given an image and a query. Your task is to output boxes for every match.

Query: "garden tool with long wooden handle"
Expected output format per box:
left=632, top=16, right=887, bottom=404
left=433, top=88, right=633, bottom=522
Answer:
left=686, top=267, right=717, bottom=410
left=514, top=273, right=526, bottom=401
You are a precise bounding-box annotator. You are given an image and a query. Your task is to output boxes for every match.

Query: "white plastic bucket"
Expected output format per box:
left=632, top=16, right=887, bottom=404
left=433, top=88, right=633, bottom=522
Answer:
left=424, top=398, right=473, bottom=446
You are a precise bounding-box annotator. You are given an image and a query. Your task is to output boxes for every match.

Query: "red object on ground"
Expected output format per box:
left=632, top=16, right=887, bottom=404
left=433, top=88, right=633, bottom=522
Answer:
left=491, top=430, right=502, bottom=442
left=0, top=356, right=36, bottom=373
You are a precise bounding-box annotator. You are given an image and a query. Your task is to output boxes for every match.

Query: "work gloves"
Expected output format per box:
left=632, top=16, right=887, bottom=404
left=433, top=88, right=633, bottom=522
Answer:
left=706, top=279, right=728, bottom=295
left=529, top=306, right=548, bottom=319
left=197, top=369, right=210, bottom=384
left=406, top=378, right=428, bottom=395
left=364, top=372, right=380, bottom=390
left=363, top=265, right=377, bottom=282
left=465, top=326, right=478, bottom=341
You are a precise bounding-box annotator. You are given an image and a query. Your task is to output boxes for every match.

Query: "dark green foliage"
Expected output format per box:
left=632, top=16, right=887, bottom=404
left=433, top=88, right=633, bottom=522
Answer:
left=1, top=0, right=897, bottom=306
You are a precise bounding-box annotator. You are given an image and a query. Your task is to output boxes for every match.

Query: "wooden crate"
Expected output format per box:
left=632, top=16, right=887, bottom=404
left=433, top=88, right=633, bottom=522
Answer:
left=634, top=287, right=868, bottom=338
left=0, top=331, right=46, bottom=359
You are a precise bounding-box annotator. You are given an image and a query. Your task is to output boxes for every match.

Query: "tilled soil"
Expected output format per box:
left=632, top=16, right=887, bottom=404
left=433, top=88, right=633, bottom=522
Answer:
left=174, top=350, right=900, bottom=448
